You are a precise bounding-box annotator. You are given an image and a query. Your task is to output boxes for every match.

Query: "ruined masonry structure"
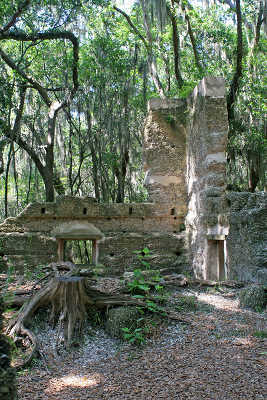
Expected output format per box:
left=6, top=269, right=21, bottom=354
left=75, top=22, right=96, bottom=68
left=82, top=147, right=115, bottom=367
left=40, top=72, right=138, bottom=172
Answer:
left=226, top=192, right=267, bottom=283
left=0, top=77, right=266, bottom=282
left=186, top=77, right=229, bottom=280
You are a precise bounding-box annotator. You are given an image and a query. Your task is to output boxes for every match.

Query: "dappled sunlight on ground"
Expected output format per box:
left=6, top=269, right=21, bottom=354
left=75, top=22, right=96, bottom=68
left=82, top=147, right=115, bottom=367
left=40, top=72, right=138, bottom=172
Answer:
left=196, top=292, right=240, bottom=311
left=46, top=372, right=102, bottom=392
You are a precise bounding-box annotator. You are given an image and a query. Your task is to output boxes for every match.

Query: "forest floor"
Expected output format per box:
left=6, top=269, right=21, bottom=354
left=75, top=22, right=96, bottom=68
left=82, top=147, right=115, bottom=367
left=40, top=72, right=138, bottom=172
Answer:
left=2, top=276, right=267, bottom=400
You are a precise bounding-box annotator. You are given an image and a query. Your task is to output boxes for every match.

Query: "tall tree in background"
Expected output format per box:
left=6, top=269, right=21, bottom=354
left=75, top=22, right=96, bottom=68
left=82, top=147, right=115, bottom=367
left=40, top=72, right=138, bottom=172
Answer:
left=0, top=0, right=79, bottom=201
left=0, top=0, right=265, bottom=219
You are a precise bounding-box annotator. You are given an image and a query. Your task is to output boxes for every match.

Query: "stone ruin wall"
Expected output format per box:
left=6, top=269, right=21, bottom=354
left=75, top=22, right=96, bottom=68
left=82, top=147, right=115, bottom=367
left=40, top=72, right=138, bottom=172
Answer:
left=226, top=191, right=267, bottom=283
left=0, top=92, right=191, bottom=276
left=0, top=196, right=188, bottom=275
left=0, top=76, right=266, bottom=282
left=185, top=77, right=229, bottom=280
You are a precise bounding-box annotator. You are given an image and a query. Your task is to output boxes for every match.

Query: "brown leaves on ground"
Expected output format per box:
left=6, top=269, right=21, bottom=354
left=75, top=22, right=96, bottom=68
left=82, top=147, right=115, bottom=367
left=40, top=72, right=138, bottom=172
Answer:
left=16, top=289, right=266, bottom=400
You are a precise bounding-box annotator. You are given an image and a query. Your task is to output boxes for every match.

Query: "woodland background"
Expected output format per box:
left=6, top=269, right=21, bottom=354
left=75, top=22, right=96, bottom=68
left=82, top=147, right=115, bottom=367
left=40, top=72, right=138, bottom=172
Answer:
left=0, top=0, right=266, bottom=219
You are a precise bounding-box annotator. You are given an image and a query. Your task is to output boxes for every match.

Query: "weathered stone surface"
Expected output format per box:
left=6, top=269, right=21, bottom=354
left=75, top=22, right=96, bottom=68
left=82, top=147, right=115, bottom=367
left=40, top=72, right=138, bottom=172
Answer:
left=186, top=76, right=229, bottom=280
left=51, top=221, right=104, bottom=240
left=105, top=306, right=140, bottom=338
left=239, top=285, right=267, bottom=311
left=0, top=195, right=188, bottom=273
left=193, top=76, right=226, bottom=98
left=0, top=297, right=17, bottom=400
left=143, top=98, right=187, bottom=204
left=226, top=192, right=267, bottom=282
left=98, top=231, right=187, bottom=275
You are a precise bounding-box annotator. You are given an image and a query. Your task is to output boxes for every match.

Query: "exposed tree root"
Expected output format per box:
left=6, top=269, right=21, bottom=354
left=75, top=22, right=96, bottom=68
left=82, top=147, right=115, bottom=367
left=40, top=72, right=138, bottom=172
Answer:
left=5, top=262, right=150, bottom=367
left=188, top=279, right=245, bottom=288
left=5, top=262, right=197, bottom=368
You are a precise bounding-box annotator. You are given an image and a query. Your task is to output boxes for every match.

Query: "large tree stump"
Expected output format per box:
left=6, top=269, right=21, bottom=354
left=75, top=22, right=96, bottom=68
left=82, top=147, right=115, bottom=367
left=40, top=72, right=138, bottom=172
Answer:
left=5, top=262, right=192, bottom=368
left=6, top=262, right=147, bottom=367
left=49, top=276, right=93, bottom=347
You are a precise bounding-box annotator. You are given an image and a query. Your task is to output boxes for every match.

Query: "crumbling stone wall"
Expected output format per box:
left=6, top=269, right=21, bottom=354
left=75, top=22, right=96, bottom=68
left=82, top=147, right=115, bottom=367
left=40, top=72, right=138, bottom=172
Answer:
left=143, top=98, right=187, bottom=208
left=0, top=196, right=188, bottom=275
left=226, top=192, right=267, bottom=283
left=185, top=77, right=229, bottom=280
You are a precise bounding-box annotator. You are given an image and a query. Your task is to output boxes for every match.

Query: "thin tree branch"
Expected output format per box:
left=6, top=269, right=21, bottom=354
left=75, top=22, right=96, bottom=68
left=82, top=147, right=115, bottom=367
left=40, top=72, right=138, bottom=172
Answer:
left=183, top=9, right=204, bottom=74
left=0, top=0, right=31, bottom=33
left=0, top=30, right=79, bottom=107
left=113, top=6, right=149, bottom=51
left=252, top=1, right=264, bottom=52
left=0, top=88, right=45, bottom=176
left=216, top=0, right=253, bottom=31
left=0, top=47, right=51, bottom=106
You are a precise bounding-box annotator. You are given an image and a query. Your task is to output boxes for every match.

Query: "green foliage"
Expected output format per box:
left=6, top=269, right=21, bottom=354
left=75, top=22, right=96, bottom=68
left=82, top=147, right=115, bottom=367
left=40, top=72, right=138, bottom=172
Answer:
left=253, top=330, right=267, bottom=339
left=121, top=325, right=149, bottom=346
left=23, top=264, right=46, bottom=281
left=127, top=248, right=164, bottom=295
left=121, top=315, right=159, bottom=346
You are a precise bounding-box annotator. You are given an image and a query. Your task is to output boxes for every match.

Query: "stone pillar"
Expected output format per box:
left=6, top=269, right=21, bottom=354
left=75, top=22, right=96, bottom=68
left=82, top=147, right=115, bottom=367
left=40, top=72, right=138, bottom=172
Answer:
left=92, top=240, right=99, bottom=265
left=57, top=239, right=65, bottom=261
left=143, top=98, right=187, bottom=212
left=186, top=77, right=229, bottom=280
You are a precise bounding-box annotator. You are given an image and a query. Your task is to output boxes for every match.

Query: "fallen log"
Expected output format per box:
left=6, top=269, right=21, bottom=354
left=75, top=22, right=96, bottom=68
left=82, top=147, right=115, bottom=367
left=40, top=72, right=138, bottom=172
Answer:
left=188, top=279, right=245, bottom=288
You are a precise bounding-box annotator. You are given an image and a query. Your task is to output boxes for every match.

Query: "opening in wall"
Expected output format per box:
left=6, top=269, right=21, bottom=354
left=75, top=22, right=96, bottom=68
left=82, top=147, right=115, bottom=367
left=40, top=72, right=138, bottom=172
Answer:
left=207, top=236, right=226, bottom=280
left=65, top=240, right=93, bottom=264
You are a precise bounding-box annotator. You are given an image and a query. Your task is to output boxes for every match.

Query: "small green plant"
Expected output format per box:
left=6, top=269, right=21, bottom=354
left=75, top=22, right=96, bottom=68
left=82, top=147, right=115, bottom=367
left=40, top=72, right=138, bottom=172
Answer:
left=121, top=315, right=155, bottom=346
left=122, top=326, right=148, bottom=345
left=127, top=269, right=151, bottom=295
left=133, top=247, right=151, bottom=270
left=253, top=330, right=267, bottom=339
left=145, top=300, right=165, bottom=315
left=154, top=291, right=170, bottom=305
left=23, top=264, right=34, bottom=280
left=35, top=264, right=46, bottom=279
left=128, top=248, right=165, bottom=295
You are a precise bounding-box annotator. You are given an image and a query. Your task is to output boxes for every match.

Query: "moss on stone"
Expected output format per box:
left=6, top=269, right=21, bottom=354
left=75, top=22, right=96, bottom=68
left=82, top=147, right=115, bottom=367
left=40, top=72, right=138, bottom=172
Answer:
left=105, top=306, right=140, bottom=338
left=0, top=297, right=17, bottom=400
left=239, top=285, right=267, bottom=311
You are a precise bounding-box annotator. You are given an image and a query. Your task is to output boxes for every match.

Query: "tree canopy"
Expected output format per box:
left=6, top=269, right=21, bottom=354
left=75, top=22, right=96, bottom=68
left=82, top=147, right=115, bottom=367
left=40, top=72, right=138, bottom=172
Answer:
left=0, top=0, right=266, bottom=218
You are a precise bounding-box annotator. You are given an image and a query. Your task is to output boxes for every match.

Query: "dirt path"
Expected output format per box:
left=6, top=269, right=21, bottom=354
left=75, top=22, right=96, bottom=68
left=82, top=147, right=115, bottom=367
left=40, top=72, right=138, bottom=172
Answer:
left=17, top=289, right=266, bottom=400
